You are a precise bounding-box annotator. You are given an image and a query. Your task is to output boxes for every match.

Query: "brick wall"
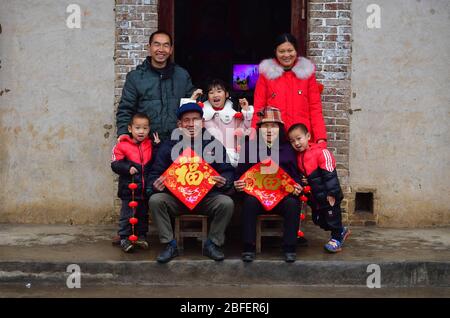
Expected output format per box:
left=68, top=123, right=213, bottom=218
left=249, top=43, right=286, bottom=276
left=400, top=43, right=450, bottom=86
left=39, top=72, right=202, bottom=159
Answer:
left=113, top=0, right=158, bottom=218
left=307, top=0, right=352, bottom=222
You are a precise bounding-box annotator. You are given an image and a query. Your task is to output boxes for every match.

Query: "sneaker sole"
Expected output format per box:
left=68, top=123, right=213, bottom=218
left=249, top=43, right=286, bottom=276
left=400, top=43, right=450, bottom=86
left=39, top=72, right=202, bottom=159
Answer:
left=324, top=246, right=342, bottom=253
left=122, top=245, right=134, bottom=253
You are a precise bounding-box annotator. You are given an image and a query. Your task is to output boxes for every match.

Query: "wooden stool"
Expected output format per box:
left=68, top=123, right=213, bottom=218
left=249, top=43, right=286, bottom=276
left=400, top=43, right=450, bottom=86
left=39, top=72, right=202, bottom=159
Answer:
left=174, top=214, right=208, bottom=253
left=256, top=214, right=283, bottom=253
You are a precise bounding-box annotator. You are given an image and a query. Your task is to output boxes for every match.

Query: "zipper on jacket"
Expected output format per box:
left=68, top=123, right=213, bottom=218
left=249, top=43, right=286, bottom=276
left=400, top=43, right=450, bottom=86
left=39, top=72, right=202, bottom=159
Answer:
left=139, top=143, right=145, bottom=198
left=300, top=151, right=307, bottom=177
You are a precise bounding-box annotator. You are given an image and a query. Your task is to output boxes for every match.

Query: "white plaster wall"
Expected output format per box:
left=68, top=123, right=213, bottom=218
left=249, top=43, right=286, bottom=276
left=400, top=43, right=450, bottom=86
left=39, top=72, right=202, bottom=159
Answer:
left=351, top=0, right=450, bottom=226
left=0, top=0, right=116, bottom=223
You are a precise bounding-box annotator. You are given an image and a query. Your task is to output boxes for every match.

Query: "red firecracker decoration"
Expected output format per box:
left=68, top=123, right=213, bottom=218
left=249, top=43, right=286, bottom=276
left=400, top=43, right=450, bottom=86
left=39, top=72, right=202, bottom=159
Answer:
left=297, top=230, right=304, bottom=237
left=300, top=195, right=308, bottom=202
left=129, top=217, right=138, bottom=225
left=300, top=213, right=306, bottom=221
left=128, top=201, right=138, bottom=208
left=128, top=176, right=139, bottom=245
left=197, top=102, right=204, bottom=108
left=303, top=185, right=311, bottom=193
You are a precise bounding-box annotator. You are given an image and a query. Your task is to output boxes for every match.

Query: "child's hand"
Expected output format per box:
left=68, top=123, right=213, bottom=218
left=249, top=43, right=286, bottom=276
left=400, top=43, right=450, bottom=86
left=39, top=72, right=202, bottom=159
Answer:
left=239, top=98, right=249, bottom=111
left=153, top=176, right=166, bottom=191
left=191, top=89, right=203, bottom=100
left=153, top=132, right=160, bottom=144
left=327, top=195, right=336, bottom=207
left=234, top=180, right=246, bottom=192
left=130, top=167, right=138, bottom=175
left=293, top=183, right=303, bottom=196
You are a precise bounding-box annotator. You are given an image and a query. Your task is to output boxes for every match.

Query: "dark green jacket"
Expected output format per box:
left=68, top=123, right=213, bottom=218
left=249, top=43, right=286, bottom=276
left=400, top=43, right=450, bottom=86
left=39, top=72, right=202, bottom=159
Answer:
left=116, top=57, right=195, bottom=141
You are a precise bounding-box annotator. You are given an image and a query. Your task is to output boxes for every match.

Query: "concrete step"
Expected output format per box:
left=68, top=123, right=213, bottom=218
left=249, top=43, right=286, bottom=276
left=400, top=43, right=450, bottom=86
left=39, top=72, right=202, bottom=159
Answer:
left=1, top=260, right=449, bottom=288
left=1, top=224, right=449, bottom=291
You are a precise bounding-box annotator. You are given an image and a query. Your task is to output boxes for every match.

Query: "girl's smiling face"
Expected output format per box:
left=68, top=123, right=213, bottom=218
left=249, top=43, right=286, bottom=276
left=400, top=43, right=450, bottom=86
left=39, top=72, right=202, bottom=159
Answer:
left=207, top=85, right=229, bottom=109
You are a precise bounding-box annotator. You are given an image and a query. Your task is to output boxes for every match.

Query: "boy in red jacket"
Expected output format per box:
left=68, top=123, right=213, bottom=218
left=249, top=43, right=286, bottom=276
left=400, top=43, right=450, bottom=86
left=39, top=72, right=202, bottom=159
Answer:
left=111, top=113, right=160, bottom=253
left=288, top=123, right=350, bottom=253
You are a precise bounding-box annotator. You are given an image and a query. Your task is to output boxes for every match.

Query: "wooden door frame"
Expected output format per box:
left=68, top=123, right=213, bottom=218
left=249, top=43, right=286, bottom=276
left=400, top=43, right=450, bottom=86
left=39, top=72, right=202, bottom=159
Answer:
left=158, top=0, right=307, bottom=56
left=291, top=0, right=308, bottom=57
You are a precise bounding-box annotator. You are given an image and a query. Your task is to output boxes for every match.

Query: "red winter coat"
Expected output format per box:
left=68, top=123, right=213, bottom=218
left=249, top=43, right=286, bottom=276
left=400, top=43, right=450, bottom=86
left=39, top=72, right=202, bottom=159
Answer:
left=297, top=143, right=343, bottom=209
left=253, top=57, right=327, bottom=143
left=111, top=135, right=155, bottom=200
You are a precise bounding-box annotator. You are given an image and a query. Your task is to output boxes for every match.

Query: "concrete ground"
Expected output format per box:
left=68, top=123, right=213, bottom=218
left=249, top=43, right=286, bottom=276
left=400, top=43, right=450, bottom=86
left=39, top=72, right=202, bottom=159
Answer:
left=1, top=283, right=448, bottom=298
left=0, top=223, right=449, bottom=298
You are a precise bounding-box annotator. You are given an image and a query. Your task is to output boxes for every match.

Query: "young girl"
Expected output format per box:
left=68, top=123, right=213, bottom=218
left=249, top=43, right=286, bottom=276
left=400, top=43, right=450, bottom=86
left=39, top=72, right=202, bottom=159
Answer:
left=191, top=79, right=254, bottom=166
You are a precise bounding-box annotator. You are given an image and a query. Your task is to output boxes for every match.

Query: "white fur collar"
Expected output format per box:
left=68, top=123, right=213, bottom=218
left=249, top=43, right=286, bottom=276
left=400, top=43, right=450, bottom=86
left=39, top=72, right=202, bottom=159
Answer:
left=203, top=100, right=237, bottom=123
left=258, top=57, right=315, bottom=80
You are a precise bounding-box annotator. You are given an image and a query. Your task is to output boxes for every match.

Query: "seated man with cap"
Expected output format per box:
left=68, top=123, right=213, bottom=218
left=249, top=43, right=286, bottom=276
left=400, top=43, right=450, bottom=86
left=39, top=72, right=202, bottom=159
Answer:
left=147, top=101, right=235, bottom=263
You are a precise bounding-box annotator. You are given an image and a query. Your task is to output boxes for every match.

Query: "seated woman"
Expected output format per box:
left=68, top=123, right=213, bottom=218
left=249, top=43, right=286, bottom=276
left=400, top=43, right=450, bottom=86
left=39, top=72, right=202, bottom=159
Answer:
left=234, top=107, right=303, bottom=263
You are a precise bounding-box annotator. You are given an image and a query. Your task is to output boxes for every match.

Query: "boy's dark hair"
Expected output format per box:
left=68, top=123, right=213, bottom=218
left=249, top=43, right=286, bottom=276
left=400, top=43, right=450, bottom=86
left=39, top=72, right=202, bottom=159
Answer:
left=129, top=113, right=151, bottom=126
left=287, top=123, right=309, bottom=135
left=149, top=30, right=173, bottom=46
left=273, top=33, right=298, bottom=56
left=206, top=79, right=229, bottom=94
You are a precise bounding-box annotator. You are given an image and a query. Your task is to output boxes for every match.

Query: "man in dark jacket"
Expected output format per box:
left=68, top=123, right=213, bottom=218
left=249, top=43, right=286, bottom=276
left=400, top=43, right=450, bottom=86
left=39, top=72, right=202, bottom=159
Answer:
left=116, top=30, right=196, bottom=142
left=147, top=102, right=235, bottom=263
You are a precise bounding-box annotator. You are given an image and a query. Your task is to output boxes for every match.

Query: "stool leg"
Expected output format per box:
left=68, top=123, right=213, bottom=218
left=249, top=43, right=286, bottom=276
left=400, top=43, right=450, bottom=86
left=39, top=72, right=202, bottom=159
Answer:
left=175, top=217, right=183, bottom=253
left=256, top=218, right=262, bottom=254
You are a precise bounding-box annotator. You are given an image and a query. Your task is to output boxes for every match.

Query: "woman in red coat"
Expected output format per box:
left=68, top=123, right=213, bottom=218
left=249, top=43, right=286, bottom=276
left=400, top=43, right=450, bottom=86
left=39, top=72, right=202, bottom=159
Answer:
left=252, top=33, right=327, bottom=145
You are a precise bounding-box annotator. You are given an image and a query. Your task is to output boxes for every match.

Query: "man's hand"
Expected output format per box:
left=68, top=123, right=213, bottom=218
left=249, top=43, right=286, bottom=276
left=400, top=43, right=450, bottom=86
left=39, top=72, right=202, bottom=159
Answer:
left=129, top=167, right=138, bottom=175
left=190, top=89, right=203, bottom=100
left=327, top=195, right=336, bottom=207
left=211, top=176, right=227, bottom=188
left=153, top=176, right=166, bottom=191
left=118, top=134, right=128, bottom=142
left=234, top=180, right=246, bottom=192
left=239, top=98, right=249, bottom=111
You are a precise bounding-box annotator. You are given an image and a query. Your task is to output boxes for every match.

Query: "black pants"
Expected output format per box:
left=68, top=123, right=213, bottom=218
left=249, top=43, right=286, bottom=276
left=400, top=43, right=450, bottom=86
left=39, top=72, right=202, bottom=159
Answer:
left=312, top=203, right=344, bottom=240
left=118, top=199, right=149, bottom=238
left=242, top=194, right=301, bottom=253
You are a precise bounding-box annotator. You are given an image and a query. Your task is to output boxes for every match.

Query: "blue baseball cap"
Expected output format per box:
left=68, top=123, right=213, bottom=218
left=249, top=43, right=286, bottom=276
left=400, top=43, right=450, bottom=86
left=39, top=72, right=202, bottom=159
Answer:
left=176, top=102, right=204, bottom=119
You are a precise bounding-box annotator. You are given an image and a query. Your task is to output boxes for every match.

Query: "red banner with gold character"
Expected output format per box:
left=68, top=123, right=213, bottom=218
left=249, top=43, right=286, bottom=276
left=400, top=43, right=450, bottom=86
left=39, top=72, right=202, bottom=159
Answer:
left=162, top=147, right=220, bottom=210
left=239, top=159, right=297, bottom=211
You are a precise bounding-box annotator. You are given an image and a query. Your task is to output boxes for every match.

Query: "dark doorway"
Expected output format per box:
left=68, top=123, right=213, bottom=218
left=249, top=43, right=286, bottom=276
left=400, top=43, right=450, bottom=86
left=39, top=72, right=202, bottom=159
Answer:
left=171, top=0, right=291, bottom=102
